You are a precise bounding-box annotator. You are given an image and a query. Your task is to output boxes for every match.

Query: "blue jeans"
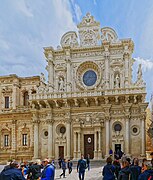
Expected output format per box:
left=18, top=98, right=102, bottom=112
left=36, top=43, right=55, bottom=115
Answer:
left=79, top=170, right=85, bottom=180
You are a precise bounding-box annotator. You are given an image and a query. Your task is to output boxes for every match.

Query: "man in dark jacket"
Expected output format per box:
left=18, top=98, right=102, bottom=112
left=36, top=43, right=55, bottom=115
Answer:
left=41, top=159, right=55, bottom=180
left=0, top=161, right=25, bottom=180
left=77, top=154, right=87, bottom=180
left=60, top=159, right=67, bottom=178
left=67, top=159, right=73, bottom=174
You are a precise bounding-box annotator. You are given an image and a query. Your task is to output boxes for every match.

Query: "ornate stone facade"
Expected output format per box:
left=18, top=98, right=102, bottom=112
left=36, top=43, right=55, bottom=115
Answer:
left=0, top=13, right=148, bottom=161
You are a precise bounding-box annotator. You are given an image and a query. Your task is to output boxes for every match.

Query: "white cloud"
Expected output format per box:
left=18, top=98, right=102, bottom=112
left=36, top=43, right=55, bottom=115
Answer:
left=134, top=57, right=153, bottom=72
left=0, top=0, right=82, bottom=77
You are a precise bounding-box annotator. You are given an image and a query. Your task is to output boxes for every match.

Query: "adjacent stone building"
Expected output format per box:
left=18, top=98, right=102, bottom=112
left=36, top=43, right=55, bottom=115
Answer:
left=0, top=13, right=148, bottom=161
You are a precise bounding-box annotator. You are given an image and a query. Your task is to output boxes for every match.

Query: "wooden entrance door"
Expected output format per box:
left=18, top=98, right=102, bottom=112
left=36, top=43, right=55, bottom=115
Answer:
left=84, top=134, right=94, bottom=159
left=59, top=146, right=64, bottom=159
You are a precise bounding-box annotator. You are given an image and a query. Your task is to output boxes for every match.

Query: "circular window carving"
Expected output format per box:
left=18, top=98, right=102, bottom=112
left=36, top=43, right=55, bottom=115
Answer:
left=60, top=126, right=66, bottom=134
left=114, top=124, right=122, bottom=132
left=44, top=131, right=48, bottom=137
left=42, top=129, right=48, bottom=139
left=131, top=126, right=140, bottom=136
left=83, top=70, right=97, bottom=86
left=76, top=61, right=102, bottom=90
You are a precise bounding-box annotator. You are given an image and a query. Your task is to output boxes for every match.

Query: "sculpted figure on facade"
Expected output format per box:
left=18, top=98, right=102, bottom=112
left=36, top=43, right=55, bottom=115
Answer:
left=114, top=73, right=120, bottom=88
left=135, top=64, right=145, bottom=87
left=58, top=77, right=65, bottom=92
left=40, top=73, right=46, bottom=83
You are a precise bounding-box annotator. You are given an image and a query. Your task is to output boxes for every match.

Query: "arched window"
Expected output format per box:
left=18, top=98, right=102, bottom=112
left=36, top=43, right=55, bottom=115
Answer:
left=23, top=92, right=29, bottom=106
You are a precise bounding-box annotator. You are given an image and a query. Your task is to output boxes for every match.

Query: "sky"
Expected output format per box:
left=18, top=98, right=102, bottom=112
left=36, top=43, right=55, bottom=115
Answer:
left=0, top=0, right=153, bottom=102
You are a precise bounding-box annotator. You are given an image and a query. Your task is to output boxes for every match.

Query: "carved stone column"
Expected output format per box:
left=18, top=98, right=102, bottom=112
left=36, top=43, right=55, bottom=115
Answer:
left=12, top=84, right=18, bottom=109
left=124, top=53, right=129, bottom=88
left=141, top=116, right=146, bottom=156
left=78, top=132, right=81, bottom=158
left=66, top=120, right=71, bottom=159
left=48, top=60, right=54, bottom=92
left=47, top=120, right=54, bottom=159
left=104, top=51, right=110, bottom=89
left=125, top=117, right=130, bottom=155
left=98, top=130, right=102, bottom=159
left=94, top=131, right=98, bottom=159
left=66, top=59, right=71, bottom=92
left=105, top=117, right=110, bottom=157
left=33, top=120, right=40, bottom=159
left=73, top=132, right=77, bottom=159
left=11, top=120, right=17, bottom=157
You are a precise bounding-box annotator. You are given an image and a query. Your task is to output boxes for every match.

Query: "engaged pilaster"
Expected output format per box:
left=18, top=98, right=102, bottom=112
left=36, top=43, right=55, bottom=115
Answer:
left=33, top=120, right=40, bottom=159
left=47, top=119, right=54, bottom=159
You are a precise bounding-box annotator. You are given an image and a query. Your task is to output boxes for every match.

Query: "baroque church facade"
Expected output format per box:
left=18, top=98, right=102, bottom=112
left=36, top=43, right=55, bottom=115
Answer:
left=0, top=13, right=148, bottom=161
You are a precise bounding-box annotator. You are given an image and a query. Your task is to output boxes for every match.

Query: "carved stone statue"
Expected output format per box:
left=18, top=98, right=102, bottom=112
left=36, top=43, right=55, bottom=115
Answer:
left=135, top=64, right=145, bottom=87
left=40, top=73, right=45, bottom=83
left=137, top=64, right=142, bottom=80
left=114, top=74, right=120, bottom=88
left=58, top=77, right=64, bottom=91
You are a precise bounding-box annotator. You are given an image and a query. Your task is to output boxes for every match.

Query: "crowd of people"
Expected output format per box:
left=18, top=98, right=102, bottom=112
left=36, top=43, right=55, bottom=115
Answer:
left=103, top=152, right=153, bottom=180
left=1, top=152, right=153, bottom=180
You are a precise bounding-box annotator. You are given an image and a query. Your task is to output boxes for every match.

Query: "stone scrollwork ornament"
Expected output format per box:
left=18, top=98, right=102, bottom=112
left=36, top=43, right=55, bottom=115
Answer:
left=101, top=27, right=118, bottom=43
left=60, top=31, right=78, bottom=47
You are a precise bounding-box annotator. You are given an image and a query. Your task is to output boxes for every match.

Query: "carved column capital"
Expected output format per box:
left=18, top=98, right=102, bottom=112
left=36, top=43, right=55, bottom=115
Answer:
left=33, top=120, right=40, bottom=124
left=46, top=119, right=54, bottom=124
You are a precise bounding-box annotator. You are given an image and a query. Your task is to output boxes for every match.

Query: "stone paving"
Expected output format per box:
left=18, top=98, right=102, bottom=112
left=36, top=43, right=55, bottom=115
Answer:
left=55, top=167, right=103, bottom=180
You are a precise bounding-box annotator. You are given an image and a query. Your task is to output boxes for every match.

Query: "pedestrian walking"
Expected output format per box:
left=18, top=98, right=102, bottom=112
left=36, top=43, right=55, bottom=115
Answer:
left=102, top=157, right=115, bottom=180
left=77, top=154, right=87, bottom=180
left=67, top=159, right=73, bottom=174
left=58, top=157, right=62, bottom=168
left=60, top=159, right=67, bottom=178
left=86, top=154, right=90, bottom=171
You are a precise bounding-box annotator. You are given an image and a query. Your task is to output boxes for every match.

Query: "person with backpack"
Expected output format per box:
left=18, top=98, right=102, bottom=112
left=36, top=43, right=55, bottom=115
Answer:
left=77, top=154, right=87, bottom=180
left=27, top=159, right=43, bottom=180
left=102, top=157, right=115, bottom=180
left=41, top=158, right=55, bottom=180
